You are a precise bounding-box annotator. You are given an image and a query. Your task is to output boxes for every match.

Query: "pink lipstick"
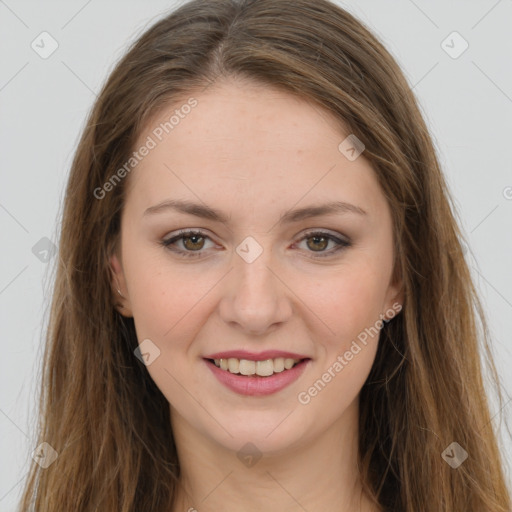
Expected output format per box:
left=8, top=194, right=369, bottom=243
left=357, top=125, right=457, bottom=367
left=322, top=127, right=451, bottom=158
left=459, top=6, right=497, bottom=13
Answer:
left=203, top=353, right=311, bottom=396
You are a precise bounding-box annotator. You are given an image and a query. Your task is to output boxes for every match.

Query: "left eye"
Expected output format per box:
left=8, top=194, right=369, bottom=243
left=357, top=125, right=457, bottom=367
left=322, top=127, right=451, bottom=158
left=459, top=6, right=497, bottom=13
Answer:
left=160, top=229, right=351, bottom=259
left=161, top=230, right=215, bottom=256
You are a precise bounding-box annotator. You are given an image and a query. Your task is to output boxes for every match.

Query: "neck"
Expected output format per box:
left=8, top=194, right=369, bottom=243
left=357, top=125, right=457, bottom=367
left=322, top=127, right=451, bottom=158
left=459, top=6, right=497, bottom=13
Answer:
left=170, top=398, right=380, bottom=512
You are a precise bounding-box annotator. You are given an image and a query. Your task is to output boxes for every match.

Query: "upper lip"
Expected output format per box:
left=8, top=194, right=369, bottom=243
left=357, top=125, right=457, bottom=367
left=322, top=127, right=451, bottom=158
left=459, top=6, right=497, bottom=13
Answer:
left=204, top=350, right=310, bottom=361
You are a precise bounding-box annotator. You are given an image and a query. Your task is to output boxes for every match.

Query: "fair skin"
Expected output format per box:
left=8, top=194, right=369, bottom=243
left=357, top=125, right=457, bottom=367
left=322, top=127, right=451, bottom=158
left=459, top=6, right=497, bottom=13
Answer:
left=110, top=78, right=402, bottom=512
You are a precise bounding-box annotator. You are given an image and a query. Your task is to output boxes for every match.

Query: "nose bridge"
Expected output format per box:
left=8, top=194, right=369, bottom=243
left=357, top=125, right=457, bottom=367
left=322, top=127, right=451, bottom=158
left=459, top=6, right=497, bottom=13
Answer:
left=219, top=234, right=292, bottom=334
left=236, top=237, right=275, bottom=292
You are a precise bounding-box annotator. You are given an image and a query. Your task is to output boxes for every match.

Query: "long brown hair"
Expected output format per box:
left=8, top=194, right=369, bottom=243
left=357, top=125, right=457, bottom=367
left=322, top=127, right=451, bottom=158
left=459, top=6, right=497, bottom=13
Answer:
left=18, top=0, right=511, bottom=510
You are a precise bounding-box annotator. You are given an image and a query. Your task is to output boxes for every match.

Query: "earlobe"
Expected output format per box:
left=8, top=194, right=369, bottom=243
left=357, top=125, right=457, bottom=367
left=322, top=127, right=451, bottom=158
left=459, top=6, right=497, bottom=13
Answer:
left=384, top=262, right=404, bottom=320
left=383, top=293, right=403, bottom=323
left=390, top=290, right=404, bottom=318
left=109, top=253, right=133, bottom=318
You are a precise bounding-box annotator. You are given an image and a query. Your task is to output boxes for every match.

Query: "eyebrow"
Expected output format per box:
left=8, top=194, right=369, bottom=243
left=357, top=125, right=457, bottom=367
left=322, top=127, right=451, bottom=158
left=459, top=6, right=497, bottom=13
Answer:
left=143, top=199, right=367, bottom=224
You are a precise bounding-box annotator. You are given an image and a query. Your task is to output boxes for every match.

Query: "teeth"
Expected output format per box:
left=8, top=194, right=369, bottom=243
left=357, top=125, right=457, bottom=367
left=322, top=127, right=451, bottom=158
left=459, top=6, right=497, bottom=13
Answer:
left=273, top=357, right=285, bottom=372
left=227, top=358, right=239, bottom=373
left=212, top=357, right=302, bottom=376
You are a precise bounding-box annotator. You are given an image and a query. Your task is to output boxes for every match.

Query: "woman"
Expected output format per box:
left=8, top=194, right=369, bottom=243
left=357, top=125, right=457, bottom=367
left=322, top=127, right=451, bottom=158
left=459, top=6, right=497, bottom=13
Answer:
left=18, top=0, right=511, bottom=510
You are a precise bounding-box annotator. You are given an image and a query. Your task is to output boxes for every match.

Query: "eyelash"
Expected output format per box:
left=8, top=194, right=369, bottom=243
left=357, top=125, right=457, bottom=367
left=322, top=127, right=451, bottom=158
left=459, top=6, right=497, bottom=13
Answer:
left=160, top=229, right=351, bottom=259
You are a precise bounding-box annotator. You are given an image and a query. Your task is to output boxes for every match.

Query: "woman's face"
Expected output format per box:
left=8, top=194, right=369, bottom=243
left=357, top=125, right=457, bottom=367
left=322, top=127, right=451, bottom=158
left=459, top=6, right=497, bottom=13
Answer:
left=110, top=79, right=402, bottom=454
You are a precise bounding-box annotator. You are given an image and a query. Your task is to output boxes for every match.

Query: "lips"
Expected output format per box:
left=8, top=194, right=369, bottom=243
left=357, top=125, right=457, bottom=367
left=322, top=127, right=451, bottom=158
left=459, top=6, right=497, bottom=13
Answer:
left=203, top=350, right=309, bottom=361
left=205, top=358, right=310, bottom=396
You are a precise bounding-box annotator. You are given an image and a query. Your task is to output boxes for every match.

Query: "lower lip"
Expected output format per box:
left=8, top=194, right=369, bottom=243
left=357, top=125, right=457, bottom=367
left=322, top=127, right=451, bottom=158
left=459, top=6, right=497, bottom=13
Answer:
left=204, top=358, right=310, bottom=396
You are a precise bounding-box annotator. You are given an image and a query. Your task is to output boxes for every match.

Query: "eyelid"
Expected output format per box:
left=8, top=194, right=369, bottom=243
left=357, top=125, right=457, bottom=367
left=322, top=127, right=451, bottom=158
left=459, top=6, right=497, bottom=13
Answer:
left=161, top=228, right=217, bottom=252
left=161, top=228, right=351, bottom=259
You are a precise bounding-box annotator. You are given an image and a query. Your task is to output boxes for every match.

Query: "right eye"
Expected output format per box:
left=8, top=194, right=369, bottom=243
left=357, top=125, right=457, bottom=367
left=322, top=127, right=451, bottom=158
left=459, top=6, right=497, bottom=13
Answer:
left=160, top=229, right=216, bottom=258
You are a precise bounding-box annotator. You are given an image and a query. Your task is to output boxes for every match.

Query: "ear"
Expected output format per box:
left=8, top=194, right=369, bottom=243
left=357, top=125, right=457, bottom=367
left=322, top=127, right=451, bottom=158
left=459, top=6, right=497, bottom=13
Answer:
left=109, top=252, right=133, bottom=318
left=383, top=258, right=404, bottom=321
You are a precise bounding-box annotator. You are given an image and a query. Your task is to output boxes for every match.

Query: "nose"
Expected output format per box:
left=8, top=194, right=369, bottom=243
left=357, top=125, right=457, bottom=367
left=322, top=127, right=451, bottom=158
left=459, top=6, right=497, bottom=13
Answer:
left=218, top=243, right=293, bottom=336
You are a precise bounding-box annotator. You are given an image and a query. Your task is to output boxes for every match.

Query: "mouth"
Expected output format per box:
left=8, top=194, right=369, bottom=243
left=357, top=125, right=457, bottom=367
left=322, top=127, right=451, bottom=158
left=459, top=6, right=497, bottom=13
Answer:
left=203, top=356, right=311, bottom=396
left=205, top=357, right=307, bottom=377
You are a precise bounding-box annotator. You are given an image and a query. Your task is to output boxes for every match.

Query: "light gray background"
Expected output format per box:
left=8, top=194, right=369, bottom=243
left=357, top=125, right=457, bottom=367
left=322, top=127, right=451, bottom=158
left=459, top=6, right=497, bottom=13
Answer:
left=1, top=0, right=511, bottom=509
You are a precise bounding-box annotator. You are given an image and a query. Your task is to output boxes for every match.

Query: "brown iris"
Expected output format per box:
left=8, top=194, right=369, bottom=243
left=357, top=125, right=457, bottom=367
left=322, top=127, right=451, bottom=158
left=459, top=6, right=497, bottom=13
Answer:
left=182, top=234, right=205, bottom=251
left=306, top=234, right=329, bottom=252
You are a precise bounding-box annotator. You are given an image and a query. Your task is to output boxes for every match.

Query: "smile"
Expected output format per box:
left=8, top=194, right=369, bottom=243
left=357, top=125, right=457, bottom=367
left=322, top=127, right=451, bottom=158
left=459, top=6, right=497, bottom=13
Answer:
left=210, top=357, right=302, bottom=376
left=204, top=357, right=310, bottom=396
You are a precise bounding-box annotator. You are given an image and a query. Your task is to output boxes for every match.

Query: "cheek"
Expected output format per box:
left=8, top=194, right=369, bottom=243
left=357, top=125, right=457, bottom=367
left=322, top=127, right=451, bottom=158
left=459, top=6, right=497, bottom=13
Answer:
left=295, top=260, right=387, bottom=348
left=293, top=265, right=384, bottom=417
left=123, top=245, right=209, bottom=343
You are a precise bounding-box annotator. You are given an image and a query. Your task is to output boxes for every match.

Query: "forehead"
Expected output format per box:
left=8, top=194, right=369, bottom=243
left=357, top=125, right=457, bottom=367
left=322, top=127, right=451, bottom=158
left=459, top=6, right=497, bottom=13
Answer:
left=125, top=81, right=386, bottom=222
